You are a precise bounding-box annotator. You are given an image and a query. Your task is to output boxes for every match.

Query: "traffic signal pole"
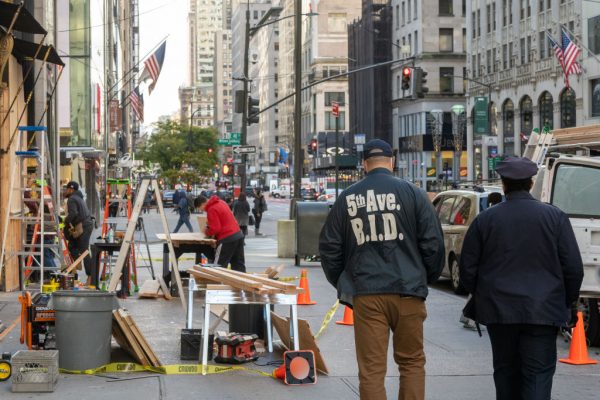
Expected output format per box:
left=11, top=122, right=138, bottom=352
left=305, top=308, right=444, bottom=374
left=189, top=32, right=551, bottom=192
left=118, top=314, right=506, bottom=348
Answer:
left=240, top=2, right=251, bottom=190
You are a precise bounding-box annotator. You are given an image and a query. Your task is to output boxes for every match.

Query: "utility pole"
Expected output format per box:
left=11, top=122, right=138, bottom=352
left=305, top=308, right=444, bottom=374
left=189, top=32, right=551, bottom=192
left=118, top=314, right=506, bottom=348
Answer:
left=293, top=0, right=302, bottom=199
left=240, top=2, right=250, bottom=190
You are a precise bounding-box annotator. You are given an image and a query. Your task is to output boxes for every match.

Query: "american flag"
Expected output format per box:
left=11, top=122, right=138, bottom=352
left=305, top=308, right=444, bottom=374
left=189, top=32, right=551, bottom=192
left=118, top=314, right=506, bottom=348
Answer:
left=546, top=31, right=564, bottom=66
left=141, top=41, right=166, bottom=94
left=129, top=87, right=144, bottom=122
left=561, top=27, right=582, bottom=75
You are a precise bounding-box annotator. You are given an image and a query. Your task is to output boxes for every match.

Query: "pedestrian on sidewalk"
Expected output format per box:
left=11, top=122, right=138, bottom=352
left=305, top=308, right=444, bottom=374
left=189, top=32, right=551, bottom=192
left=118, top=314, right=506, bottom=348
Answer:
left=460, top=157, right=583, bottom=400
left=319, top=139, right=445, bottom=400
left=195, top=195, right=245, bottom=271
left=173, top=189, right=193, bottom=233
left=252, top=188, right=267, bottom=236
left=63, top=181, right=93, bottom=285
left=232, top=193, right=250, bottom=236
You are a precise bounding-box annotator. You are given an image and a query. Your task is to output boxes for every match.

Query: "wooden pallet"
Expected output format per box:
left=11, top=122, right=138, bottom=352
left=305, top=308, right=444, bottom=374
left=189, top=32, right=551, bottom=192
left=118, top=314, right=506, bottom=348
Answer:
left=186, top=266, right=303, bottom=295
left=112, top=308, right=161, bottom=367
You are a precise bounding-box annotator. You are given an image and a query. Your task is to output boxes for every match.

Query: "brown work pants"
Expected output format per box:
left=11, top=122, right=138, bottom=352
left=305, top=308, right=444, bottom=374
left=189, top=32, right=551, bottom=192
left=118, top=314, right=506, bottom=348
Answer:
left=353, top=294, right=427, bottom=400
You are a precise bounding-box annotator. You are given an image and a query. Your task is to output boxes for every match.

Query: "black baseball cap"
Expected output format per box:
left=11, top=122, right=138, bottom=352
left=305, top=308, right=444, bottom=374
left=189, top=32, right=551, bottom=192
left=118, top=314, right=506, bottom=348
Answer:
left=495, top=157, right=538, bottom=180
left=65, top=181, right=79, bottom=191
left=363, top=139, right=393, bottom=160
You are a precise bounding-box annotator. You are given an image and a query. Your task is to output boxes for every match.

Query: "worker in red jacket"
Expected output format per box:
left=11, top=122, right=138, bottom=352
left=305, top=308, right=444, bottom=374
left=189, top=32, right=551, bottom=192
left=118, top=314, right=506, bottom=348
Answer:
left=195, top=195, right=245, bottom=272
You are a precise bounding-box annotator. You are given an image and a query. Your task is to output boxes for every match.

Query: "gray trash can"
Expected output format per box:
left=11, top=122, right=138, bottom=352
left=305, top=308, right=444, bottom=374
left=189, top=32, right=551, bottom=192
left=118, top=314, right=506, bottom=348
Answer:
left=295, top=201, right=330, bottom=266
left=50, top=291, right=118, bottom=370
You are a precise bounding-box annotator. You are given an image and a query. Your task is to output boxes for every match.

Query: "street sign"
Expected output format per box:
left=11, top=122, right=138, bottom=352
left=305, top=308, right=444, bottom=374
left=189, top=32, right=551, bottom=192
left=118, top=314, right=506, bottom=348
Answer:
left=488, top=156, right=499, bottom=169
left=230, top=132, right=241, bottom=141
left=332, top=102, right=340, bottom=118
left=233, top=145, right=257, bottom=154
left=474, top=96, right=489, bottom=135
left=218, top=138, right=241, bottom=146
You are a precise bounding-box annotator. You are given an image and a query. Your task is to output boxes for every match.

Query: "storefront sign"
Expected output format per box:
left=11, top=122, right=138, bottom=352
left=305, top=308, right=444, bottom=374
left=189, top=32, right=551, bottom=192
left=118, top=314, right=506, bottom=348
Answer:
left=474, top=96, right=488, bottom=135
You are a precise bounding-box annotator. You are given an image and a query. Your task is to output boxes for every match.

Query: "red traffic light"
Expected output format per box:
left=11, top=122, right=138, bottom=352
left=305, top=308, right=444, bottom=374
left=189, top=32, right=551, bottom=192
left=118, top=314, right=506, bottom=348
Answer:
left=310, top=139, right=317, bottom=150
left=208, top=148, right=213, bottom=153
left=402, top=67, right=411, bottom=77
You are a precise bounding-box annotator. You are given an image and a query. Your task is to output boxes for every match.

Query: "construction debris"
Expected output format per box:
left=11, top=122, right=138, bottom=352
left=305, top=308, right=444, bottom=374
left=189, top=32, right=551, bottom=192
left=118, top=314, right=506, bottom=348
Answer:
left=186, top=266, right=303, bottom=295
left=112, top=309, right=161, bottom=367
left=138, top=280, right=164, bottom=299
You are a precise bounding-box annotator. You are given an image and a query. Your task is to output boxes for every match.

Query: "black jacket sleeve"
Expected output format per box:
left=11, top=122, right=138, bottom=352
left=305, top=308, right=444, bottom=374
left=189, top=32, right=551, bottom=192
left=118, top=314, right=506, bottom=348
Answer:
left=557, top=213, right=584, bottom=306
left=65, top=197, right=80, bottom=227
left=459, top=218, right=482, bottom=294
left=415, top=189, right=445, bottom=284
left=319, top=198, right=346, bottom=288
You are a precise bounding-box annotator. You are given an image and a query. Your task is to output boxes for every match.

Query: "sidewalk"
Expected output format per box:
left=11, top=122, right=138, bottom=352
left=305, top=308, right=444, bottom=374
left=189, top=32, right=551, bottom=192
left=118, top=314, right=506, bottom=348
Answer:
left=1, top=223, right=599, bottom=399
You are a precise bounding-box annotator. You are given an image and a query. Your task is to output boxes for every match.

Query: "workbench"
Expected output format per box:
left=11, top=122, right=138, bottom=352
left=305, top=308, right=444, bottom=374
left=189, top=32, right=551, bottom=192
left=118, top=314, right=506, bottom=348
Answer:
left=186, top=278, right=300, bottom=375
left=156, top=233, right=216, bottom=288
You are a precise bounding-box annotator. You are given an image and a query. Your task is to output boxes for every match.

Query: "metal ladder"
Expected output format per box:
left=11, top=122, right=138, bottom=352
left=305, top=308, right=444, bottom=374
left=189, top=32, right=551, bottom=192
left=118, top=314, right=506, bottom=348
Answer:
left=522, top=131, right=555, bottom=166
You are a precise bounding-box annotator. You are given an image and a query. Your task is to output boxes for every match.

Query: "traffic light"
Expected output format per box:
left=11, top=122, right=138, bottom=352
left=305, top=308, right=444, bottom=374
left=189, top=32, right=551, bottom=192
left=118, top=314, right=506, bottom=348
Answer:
left=401, top=67, right=411, bottom=91
left=413, top=67, right=429, bottom=99
left=248, top=96, right=259, bottom=125
left=308, top=139, right=317, bottom=155
left=222, top=163, right=233, bottom=176
left=234, top=90, right=244, bottom=113
left=208, top=147, right=213, bottom=153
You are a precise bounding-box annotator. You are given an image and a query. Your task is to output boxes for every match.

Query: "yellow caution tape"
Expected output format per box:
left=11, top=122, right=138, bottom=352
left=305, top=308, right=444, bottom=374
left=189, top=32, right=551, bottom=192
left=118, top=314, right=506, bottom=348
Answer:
left=61, top=362, right=274, bottom=378
left=314, top=300, right=340, bottom=340
left=277, top=276, right=299, bottom=282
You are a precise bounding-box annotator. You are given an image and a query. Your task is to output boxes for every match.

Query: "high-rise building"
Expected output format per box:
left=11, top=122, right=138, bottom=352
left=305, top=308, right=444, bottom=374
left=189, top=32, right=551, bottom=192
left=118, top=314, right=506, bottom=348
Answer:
left=391, top=0, right=466, bottom=189
left=304, top=0, right=361, bottom=182
left=214, top=30, right=233, bottom=136
left=466, top=0, right=600, bottom=180
left=183, top=0, right=225, bottom=127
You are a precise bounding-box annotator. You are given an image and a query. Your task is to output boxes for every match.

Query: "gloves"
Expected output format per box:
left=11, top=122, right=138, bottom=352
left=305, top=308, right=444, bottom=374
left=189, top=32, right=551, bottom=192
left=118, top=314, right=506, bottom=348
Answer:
left=568, top=303, right=579, bottom=328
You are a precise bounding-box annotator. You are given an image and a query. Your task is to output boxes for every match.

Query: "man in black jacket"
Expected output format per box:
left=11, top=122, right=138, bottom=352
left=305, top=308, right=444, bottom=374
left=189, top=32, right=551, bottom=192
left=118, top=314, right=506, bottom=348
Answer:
left=460, top=157, right=583, bottom=400
left=319, top=139, right=444, bottom=400
left=64, top=181, right=94, bottom=284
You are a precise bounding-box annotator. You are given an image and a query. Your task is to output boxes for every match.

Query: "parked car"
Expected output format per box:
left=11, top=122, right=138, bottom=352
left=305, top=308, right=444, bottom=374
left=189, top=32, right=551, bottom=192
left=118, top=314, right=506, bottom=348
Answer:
left=162, top=190, right=176, bottom=207
left=271, top=186, right=291, bottom=198
left=301, top=188, right=318, bottom=201
left=317, top=188, right=338, bottom=205
left=431, top=187, right=504, bottom=294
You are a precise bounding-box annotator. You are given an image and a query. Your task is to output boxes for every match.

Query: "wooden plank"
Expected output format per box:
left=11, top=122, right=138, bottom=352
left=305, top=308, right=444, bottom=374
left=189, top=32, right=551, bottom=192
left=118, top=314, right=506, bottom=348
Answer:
left=270, top=312, right=329, bottom=375
left=112, top=320, right=136, bottom=359
left=187, top=268, right=272, bottom=295
left=206, top=284, right=236, bottom=290
left=112, top=310, right=150, bottom=366
left=153, top=179, right=186, bottom=313
left=198, top=267, right=293, bottom=294
left=65, top=250, right=90, bottom=274
left=192, top=267, right=264, bottom=291
left=121, top=309, right=162, bottom=367
left=157, top=276, right=172, bottom=300
left=223, top=268, right=303, bottom=294
left=138, top=280, right=161, bottom=298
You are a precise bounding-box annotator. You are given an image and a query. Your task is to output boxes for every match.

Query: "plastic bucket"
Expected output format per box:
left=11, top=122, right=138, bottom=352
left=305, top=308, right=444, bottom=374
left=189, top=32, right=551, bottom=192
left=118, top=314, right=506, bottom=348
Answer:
left=50, top=291, right=118, bottom=370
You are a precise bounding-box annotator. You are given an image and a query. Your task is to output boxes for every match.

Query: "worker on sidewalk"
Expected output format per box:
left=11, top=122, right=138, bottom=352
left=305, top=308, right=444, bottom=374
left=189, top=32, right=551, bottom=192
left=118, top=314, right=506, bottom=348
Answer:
left=319, top=139, right=445, bottom=400
left=195, top=195, right=245, bottom=272
left=460, top=157, right=584, bottom=400
left=63, top=181, right=93, bottom=284
left=173, top=189, right=193, bottom=233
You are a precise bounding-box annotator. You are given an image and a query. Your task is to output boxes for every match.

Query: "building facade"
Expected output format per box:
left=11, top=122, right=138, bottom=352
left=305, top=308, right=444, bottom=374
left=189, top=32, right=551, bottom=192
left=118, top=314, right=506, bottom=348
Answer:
left=214, top=30, right=233, bottom=136
left=392, top=0, right=467, bottom=189
left=465, top=0, right=600, bottom=181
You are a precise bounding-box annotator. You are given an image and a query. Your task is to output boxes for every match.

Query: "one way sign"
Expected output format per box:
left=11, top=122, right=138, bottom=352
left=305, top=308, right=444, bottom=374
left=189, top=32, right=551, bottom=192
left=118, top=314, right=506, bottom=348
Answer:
left=232, top=145, right=257, bottom=154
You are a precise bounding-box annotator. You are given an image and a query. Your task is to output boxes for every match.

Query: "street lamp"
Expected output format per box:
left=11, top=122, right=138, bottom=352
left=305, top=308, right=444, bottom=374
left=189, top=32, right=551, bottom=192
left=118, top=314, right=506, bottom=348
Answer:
left=188, top=107, right=202, bottom=152
left=443, top=74, right=493, bottom=182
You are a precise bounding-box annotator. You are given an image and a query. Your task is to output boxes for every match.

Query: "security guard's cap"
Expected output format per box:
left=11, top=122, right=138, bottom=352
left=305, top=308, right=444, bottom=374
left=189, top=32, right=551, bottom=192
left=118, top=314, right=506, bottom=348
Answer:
left=495, top=157, right=538, bottom=180
left=363, top=139, right=393, bottom=160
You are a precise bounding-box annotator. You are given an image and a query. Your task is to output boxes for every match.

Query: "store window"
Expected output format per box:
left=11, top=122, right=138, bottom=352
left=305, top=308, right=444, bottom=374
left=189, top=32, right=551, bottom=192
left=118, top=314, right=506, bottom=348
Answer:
left=560, top=88, right=576, bottom=128
left=538, top=91, right=553, bottom=130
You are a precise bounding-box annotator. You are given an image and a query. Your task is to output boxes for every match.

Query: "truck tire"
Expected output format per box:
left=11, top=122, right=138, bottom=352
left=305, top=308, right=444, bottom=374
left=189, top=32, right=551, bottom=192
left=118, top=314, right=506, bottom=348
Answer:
left=581, top=298, right=600, bottom=347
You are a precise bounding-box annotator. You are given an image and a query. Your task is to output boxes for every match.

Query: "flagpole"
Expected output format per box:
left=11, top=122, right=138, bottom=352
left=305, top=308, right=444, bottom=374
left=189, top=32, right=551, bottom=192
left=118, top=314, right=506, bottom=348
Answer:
left=560, top=23, right=600, bottom=65
left=107, top=35, right=169, bottom=95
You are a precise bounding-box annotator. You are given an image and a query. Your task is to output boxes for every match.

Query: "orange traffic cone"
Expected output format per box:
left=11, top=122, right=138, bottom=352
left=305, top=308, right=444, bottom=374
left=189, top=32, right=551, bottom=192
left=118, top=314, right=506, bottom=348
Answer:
left=297, top=269, right=316, bottom=305
left=559, top=311, right=598, bottom=365
left=336, top=305, right=354, bottom=326
left=272, top=364, right=286, bottom=380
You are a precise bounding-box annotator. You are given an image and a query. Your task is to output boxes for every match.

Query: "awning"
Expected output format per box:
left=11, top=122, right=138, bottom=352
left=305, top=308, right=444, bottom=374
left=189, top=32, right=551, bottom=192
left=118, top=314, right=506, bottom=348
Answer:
left=0, top=1, right=46, bottom=35
left=11, top=37, right=64, bottom=66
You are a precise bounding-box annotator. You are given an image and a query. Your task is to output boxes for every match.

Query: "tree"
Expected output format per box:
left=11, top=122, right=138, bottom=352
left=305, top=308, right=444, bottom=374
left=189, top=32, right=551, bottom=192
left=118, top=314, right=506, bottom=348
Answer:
left=136, top=120, right=219, bottom=186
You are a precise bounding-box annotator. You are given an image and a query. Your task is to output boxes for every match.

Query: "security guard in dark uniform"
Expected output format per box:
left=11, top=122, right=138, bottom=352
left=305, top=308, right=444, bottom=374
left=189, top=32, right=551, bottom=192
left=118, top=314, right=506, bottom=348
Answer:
left=319, top=139, right=445, bottom=400
left=460, top=157, right=583, bottom=400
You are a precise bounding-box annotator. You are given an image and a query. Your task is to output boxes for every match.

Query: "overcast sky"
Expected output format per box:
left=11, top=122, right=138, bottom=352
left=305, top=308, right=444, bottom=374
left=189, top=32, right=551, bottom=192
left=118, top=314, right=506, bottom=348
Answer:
left=138, top=0, right=189, bottom=125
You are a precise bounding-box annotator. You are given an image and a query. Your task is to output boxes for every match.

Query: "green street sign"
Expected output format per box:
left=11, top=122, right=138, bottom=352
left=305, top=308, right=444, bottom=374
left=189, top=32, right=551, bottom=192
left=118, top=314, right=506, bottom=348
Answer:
left=218, top=139, right=230, bottom=145
left=229, top=132, right=241, bottom=141
left=474, top=96, right=488, bottom=135
left=218, top=138, right=241, bottom=146
left=488, top=157, right=499, bottom=169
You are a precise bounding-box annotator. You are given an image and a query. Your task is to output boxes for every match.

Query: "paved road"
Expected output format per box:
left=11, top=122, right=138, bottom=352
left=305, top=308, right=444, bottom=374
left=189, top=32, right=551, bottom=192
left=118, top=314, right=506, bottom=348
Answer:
left=0, top=198, right=599, bottom=399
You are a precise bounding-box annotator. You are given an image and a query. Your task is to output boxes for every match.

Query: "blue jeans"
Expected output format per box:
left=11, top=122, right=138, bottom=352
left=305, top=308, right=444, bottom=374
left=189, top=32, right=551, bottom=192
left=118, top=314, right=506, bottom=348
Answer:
left=487, top=324, right=558, bottom=400
left=174, top=216, right=193, bottom=233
